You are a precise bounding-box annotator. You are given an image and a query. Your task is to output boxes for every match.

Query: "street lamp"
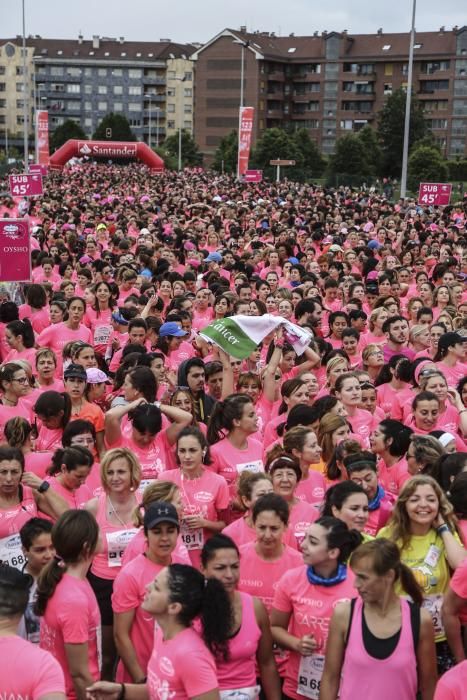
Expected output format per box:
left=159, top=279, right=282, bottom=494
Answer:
left=233, top=38, right=250, bottom=180
left=173, top=76, right=186, bottom=171
left=144, top=93, right=152, bottom=148
left=21, top=0, right=28, bottom=172
left=400, top=0, right=417, bottom=199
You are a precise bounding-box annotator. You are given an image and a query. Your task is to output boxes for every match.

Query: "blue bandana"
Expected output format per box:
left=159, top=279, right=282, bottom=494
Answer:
left=306, top=563, right=348, bottom=587
left=367, top=484, right=385, bottom=511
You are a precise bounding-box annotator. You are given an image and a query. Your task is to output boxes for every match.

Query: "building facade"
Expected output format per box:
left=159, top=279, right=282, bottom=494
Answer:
left=0, top=35, right=195, bottom=154
left=192, top=26, right=467, bottom=162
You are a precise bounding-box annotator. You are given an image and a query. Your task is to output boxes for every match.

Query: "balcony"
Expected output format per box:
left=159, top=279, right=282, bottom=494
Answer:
left=267, top=71, right=285, bottom=81
left=267, top=108, right=284, bottom=118
left=267, top=90, right=284, bottom=99
left=143, top=94, right=165, bottom=102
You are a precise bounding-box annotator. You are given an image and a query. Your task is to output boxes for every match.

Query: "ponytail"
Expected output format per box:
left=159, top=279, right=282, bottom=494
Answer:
left=47, top=445, right=93, bottom=477
left=316, top=516, right=362, bottom=563
left=207, top=394, right=251, bottom=445
left=34, top=557, right=65, bottom=617
left=398, top=562, right=424, bottom=606
left=34, top=391, right=72, bottom=429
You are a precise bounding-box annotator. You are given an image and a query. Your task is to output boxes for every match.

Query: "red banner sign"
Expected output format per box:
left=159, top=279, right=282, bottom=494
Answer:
left=0, top=219, right=31, bottom=282
left=30, top=164, right=48, bottom=176
left=244, top=169, right=262, bottom=182
left=9, top=174, right=43, bottom=197
left=77, top=141, right=138, bottom=158
left=36, top=110, right=49, bottom=166
left=418, top=183, right=452, bottom=206
left=237, top=107, right=254, bottom=177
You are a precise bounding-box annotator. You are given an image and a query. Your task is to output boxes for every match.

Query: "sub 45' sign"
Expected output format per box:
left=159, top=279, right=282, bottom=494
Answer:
left=418, top=183, right=452, bottom=206
left=9, top=173, right=43, bottom=197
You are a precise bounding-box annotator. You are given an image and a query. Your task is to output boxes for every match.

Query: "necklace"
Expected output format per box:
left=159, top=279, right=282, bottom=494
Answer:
left=1, top=397, right=16, bottom=406
left=108, top=496, right=131, bottom=527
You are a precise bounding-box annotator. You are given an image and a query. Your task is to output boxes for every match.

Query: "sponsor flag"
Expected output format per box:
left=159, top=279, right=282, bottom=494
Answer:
left=36, top=110, right=49, bottom=165
left=200, top=314, right=312, bottom=360
left=237, top=107, right=254, bottom=177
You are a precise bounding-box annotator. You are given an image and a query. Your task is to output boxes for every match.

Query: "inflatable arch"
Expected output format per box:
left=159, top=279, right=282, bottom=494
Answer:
left=49, top=139, right=164, bottom=172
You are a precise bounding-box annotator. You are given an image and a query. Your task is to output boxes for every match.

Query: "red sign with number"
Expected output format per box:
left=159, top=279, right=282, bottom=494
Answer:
left=418, top=183, right=452, bottom=206
left=0, top=219, right=31, bottom=282
left=9, top=173, right=43, bottom=197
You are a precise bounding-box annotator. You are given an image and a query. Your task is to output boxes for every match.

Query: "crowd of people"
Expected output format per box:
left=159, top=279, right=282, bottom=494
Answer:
left=1, top=161, right=467, bottom=699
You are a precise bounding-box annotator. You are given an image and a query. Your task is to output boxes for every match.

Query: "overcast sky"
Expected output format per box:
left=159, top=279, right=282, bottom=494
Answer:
left=2, top=0, right=464, bottom=45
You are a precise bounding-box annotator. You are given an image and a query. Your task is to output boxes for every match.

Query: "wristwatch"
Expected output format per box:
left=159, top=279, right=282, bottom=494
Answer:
left=38, top=481, right=50, bottom=493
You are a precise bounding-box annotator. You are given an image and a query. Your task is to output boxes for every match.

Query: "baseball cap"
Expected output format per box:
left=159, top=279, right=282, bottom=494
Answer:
left=437, top=332, right=467, bottom=352
left=367, top=240, right=382, bottom=250
left=144, top=502, right=180, bottom=530
left=79, top=255, right=93, bottom=264
left=288, top=257, right=299, bottom=264
left=204, top=252, right=222, bottom=263
left=96, top=223, right=107, bottom=231
left=329, top=244, right=344, bottom=253
left=159, top=322, right=187, bottom=338
left=112, top=310, right=129, bottom=325
left=64, top=363, right=88, bottom=381
left=86, top=368, right=110, bottom=384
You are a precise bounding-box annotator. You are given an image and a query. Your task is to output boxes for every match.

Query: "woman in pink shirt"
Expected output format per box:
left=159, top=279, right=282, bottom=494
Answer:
left=335, top=373, right=376, bottom=447
left=85, top=281, right=115, bottom=356
left=369, top=419, right=412, bottom=498
left=36, top=297, right=92, bottom=375
left=270, top=517, right=361, bottom=700
left=223, top=471, right=274, bottom=547
left=43, top=446, right=94, bottom=514
left=201, top=533, right=282, bottom=700
left=420, top=371, right=467, bottom=437
left=4, top=319, right=37, bottom=369
left=35, top=348, right=64, bottom=393
left=282, top=427, right=326, bottom=504
left=19, top=283, right=50, bottom=334
left=159, top=427, right=230, bottom=568
left=35, top=509, right=101, bottom=700
left=262, top=379, right=311, bottom=450
left=321, top=539, right=437, bottom=700
left=4, top=416, right=53, bottom=479
left=113, top=501, right=181, bottom=683
left=345, top=452, right=394, bottom=537
left=0, top=362, right=33, bottom=442
left=86, top=447, right=142, bottom=680
left=434, top=331, right=467, bottom=389
left=322, top=481, right=370, bottom=537
left=89, top=563, right=232, bottom=700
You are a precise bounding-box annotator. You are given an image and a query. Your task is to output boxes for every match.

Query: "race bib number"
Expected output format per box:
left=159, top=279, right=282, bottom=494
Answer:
left=106, top=529, right=137, bottom=567
left=422, top=595, right=444, bottom=638
left=180, top=525, right=204, bottom=551
left=93, top=324, right=112, bottom=346
left=424, top=544, right=441, bottom=569
left=0, top=533, right=26, bottom=570
left=138, top=478, right=156, bottom=495
left=219, top=686, right=260, bottom=700
left=236, top=460, right=264, bottom=475
left=297, top=654, right=325, bottom=700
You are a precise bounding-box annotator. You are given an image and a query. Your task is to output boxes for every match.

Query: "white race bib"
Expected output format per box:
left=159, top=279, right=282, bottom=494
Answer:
left=422, top=594, right=444, bottom=638
left=93, top=324, right=112, bottom=346
left=106, top=529, right=137, bottom=567
left=297, top=654, right=325, bottom=700
left=0, top=533, right=26, bottom=570
left=138, top=478, right=156, bottom=495
left=180, top=525, right=204, bottom=551
left=236, top=460, right=264, bottom=475
left=220, top=686, right=260, bottom=700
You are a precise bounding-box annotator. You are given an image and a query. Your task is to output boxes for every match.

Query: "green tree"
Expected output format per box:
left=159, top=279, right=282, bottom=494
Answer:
left=93, top=113, right=136, bottom=141
left=327, top=134, right=372, bottom=179
left=357, top=125, right=383, bottom=176
left=213, top=130, right=238, bottom=173
left=291, top=128, right=326, bottom=177
left=407, top=145, right=449, bottom=193
left=250, top=128, right=301, bottom=179
left=377, top=88, right=427, bottom=177
left=163, top=130, right=203, bottom=167
left=50, top=119, right=87, bottom=151
left=154, top=146, right=177, bottom=171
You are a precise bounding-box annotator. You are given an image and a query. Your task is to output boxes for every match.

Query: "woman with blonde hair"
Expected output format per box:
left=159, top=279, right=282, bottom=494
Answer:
left=409, top=324, right=431, bottom=354
left=406, top=434, right=446, bottom=476
left=361, top=344, right=385, bottom=383
left=364, top=307, right=389, bottom=345
left=378, top=474, right=465, bottom=673
left=317, top=414, right=352, bottom=475
left=323, top=355, right=350, bottom=394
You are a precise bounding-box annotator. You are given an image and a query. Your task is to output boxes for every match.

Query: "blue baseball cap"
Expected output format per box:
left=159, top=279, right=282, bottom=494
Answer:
left=159, top=322, right=187, bottom=338
left=204, top=252, right=222, bottom=263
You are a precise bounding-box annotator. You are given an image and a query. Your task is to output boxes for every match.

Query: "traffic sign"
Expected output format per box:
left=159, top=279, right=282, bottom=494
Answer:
left=269, top=159, right=296, bottom=166
left=418, top=183, right=452, bottom=207
left=243, top=170, right=263, bottom=182
left=9, top=173, right=43, bottom=197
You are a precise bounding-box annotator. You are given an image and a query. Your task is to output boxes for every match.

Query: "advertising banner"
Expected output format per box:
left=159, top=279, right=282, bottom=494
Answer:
left=418, top=183, right=452, bottom=206
left=36, top=110, right=49, bottom=165
left=237, top=107, right=254, bottom=177
left=0, top=219, right=31, bottom=282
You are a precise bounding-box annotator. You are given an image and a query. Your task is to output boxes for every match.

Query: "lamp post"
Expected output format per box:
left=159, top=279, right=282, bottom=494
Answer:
left=144, top=93, right=152, bottom=148
left=233, top=38, right=250, bottom=180
left=21, top=0, right=29, bottom=172
left=400, top=0, right=417, bottom=199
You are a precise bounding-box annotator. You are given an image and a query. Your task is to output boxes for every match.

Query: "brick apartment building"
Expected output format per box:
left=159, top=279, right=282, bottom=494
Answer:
left=0, top=35, right=196, bottom=152
left=191, top=26, right=467, bottom=162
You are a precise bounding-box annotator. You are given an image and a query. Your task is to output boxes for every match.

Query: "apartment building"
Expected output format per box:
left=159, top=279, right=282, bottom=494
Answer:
left=0, top=35, right=195, bottom=152
left=0, top=40, right=35, bottom=150
left=192, top=26, right=467, bottom=161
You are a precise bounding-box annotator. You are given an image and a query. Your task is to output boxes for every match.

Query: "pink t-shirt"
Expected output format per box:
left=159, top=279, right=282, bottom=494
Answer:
left=0, top=635, right=65, bottom=698
left=109, top=430, right=172, bottom=482
left=295, top=471, right=326, bottom=506
left=36, top=322, right=92, bottom=373
left=347, top=408, right=375, bottom=447
left=209, top=437, right=264, bottom=495
left=433, top=661, right=467, bottom=700
left=286, top=500, right=320, bottom=550
left=40, top=573, right=101, bottom=700
left=90, top=492, right=139, bottom=580
left=435, top=361, right=467, bottom=389
left=222, top=516, right=256, bottom=548
left=44, top=476, right=93, bottom=513
left=147, top=626, right=218, bottom=700
left=121, top=528, right=191, bottom=568
left=159, top=468, right=230, bottom=568
left=272, top=565, right=356, bottom=700
left=0, top=401, right=33, bottom=442
left=238, top=541, right=303, bottom=613
left=34, top=425, right=64, bottom=452
left=85, top=307, right=113, bottom=354
left=112, top=554, right=165, bottom=682
left=377, top=457, right=411, bottom=498
left=24, top=451, right=54, bottom=479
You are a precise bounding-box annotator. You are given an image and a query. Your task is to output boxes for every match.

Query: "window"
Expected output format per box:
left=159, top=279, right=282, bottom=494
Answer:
left=340, top=119, right=353, bottom=129
left=0, top=115, right=5, bottom=124
left=426, top=118, right=448, bottom=129
left=184, top=120, right=192, bottom=128
left=288, top=47, right=296, bottom=53
left=67, top=84, right=81, bottom=93
left=51, top=83, right=65, bottom=92
left=84, top=117, right=92, bottom=127
left=384, top=83, right=392, bottom=95
left=184, top=71, right=192, bottom=81
left=385, top=63, right=393, bottom=76
left=16, top=83, right=24, bottom=92
left=50, top=116, right=65, bottom=126
left=128, top=102, right=140, bottom=111
left=129, top=118, right=141, bottom=126
left=16, top=66, right=24, bottom=75
left=84, top=68, right=92, bottom=76
left=98, top=85, right=107, bottom=94
left=184, top=104, right=191, bottom=113
left=184, top=87, right=192, bottom=97
left=421, top=61, right=450, bottom=74
left=84, top=85, right=93, bottom=94
left=129, top=68, right=142, bottom=78
left=167, top=103, right=175, bottom=113
left=167, top=88, right=175, bottom=96
left=128, top=85, right=141, bottom=95
left=67, top=67, right=82, bottom=77
left=113, top=85, right=123, bottom=95
left=414, top=43, right=423, bottom=49
left=112, top=68, right=123, bottom=77
left=382, top=45, right=391, bottom=51
left=50, top=66, right=64, bottom=76
left=113, top=102, right=123, bottom=111
left=98, top=101, right=107, bottom=111
left=167, top=120, right=175, bottom=128
left=84, top=101, right=92, bottom=110
left=67, top=101, right=80, bottom=111
left=16, top=99, right=24, bottom=109
left=0, top=67, right=5, bottom=75
left=342, top=100, right=373, bottom=112
left=98, top=68, right=108, bottom=77
left=0, top=83, right=5, bottom=92
left=0, top=99, right=6, bottom=107
left=420, top=79, right=449, bottom=92
left=167, top=71, right=175, bottom=79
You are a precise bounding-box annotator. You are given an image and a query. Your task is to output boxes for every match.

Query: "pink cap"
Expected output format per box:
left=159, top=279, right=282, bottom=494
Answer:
left=414, top=360, right=435, bottom=385
left=86, top=368, right=110, bottom=384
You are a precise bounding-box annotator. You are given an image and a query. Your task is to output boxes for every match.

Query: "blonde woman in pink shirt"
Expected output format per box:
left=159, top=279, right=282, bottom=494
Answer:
left=335, top=373, right=376, bottom=447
